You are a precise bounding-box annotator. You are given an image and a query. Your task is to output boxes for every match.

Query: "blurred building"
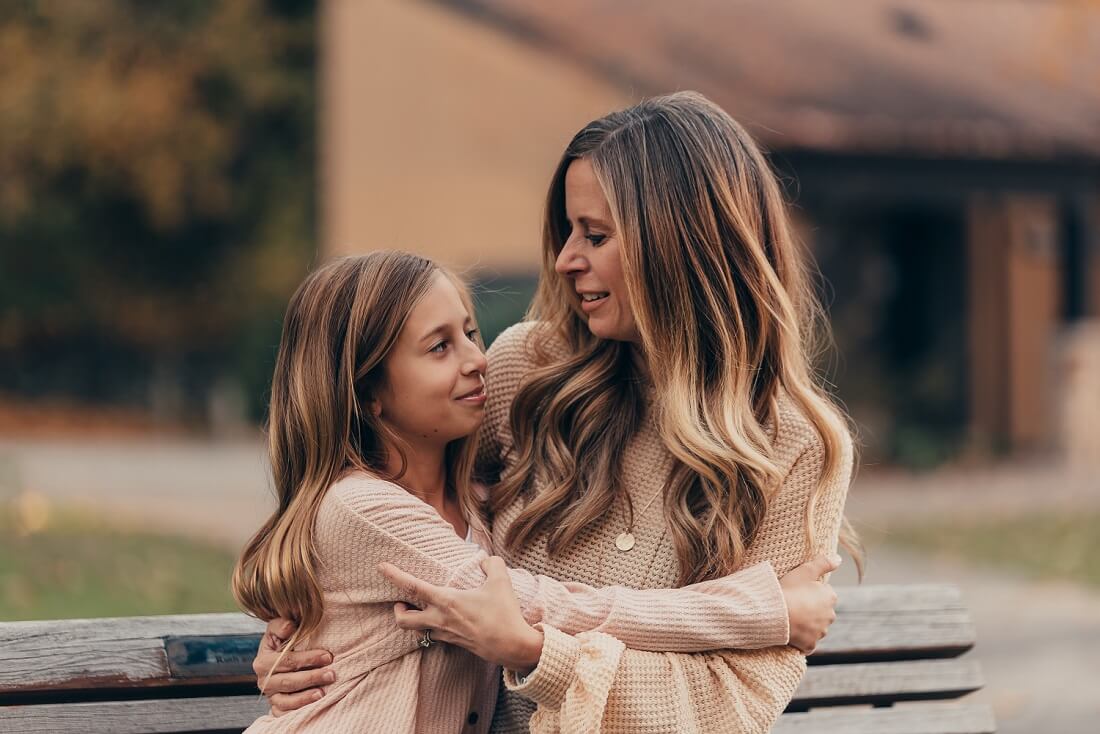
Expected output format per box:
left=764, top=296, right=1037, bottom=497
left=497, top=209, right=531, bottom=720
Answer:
left=322, top=0, right=1100, bottom=462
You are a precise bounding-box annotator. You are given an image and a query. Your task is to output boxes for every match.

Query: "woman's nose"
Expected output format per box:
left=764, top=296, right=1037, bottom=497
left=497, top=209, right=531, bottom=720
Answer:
left=555, top=239, right=588, bottom=277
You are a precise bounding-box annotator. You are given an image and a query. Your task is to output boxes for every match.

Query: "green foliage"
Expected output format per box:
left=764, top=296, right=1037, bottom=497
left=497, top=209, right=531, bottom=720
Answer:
left=0, top=504, right=238, bottom=620
left=472, top=276, right=538, bottom=346
left=884, top=512, right=1100, bottom=588
left=0, top=0, right=317, bottom=420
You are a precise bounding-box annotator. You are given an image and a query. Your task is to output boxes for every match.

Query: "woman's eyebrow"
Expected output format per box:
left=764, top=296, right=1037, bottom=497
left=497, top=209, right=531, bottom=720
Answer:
left=578, top=215, right=612, bottom=229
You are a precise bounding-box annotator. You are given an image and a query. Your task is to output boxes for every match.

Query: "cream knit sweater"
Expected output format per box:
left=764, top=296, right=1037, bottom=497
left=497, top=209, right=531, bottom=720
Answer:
left=482, top=322, right=854, bottom=734
left=243, top=457, right=790, bottom=728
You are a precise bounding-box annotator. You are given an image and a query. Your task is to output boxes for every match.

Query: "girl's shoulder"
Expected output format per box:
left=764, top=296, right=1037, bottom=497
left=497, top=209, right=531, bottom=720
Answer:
left=320, top=470, right=436, bottom=529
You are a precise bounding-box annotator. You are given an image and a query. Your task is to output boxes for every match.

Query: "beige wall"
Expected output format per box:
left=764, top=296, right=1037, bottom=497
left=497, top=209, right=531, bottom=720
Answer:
left=321, top=0, right=632, bottom=275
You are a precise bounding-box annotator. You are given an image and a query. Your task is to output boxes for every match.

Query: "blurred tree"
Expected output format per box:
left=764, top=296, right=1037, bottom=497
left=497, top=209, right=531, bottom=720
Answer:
left=0, top=0, right=316, bottom=422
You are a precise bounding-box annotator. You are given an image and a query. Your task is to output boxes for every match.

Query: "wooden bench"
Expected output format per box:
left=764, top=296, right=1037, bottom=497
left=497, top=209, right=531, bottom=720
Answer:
left=0, top=584, right=995, bottom=733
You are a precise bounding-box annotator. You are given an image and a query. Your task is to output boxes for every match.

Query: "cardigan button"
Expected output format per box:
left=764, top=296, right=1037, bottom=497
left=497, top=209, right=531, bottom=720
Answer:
left=467, top=711, right=479, bottom=725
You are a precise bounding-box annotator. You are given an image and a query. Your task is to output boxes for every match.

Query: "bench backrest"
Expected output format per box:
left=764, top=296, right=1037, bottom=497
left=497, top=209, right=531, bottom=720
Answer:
left=0, top=584, right=995, bottom=734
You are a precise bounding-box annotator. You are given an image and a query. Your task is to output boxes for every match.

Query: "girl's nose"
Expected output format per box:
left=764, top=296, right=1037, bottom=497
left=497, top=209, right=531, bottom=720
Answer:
left=461, top=340, right=488, bottom=375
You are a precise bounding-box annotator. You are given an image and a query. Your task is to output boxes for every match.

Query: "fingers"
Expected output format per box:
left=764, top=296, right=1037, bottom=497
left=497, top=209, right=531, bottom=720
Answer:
left=812, top=553, right=842, bottom=579
left=796, top=553, right=842, bottom=581
left=480, top=555, right=509, bottom=575
left=260, top=666, right=337, bottom=695
left=266, top=617, right=298, bottom=644
left=378, top=562, right=445, bottom=606
left=392, top=601, right=440, bottom=631
left=265, top=648, right=333, bottom=675
left=270, top=688, right=324, bottom=715
left=480, top=555, right=511, bottom=585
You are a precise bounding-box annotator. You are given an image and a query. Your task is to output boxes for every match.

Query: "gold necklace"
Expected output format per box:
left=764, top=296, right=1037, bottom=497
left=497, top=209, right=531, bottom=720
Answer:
left=615, top=486, right=665, bottom=552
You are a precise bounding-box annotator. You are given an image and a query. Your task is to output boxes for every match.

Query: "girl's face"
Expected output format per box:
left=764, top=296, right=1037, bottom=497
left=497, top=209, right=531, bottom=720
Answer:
left=555, top=158, right=641, bottom=344
left=374, top=273, right=488, bottom=447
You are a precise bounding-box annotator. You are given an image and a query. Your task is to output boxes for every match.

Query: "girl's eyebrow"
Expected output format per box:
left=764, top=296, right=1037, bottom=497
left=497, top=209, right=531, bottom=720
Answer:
left=419, top=324, right=449, bottom=344
left=418, top=316, right=473, bottom=343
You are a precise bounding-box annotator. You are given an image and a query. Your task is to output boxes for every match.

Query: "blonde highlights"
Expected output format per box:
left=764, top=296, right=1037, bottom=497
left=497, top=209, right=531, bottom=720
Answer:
left=232, top=252, right=483, bottom=667
left=492, top=92, right=862, bottom=584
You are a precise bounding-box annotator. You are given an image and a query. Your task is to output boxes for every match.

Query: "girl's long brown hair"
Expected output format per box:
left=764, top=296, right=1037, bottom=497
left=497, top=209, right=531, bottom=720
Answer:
left=233, top=252, right=483, bottom=656
left=491, top=92, right=863, bottom=584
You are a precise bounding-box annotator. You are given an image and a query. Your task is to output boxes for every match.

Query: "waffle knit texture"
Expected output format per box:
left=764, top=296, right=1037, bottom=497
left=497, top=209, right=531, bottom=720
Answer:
left=483, top=322, right=854, bottom=734
left=243, top=466, right=790, bottom=728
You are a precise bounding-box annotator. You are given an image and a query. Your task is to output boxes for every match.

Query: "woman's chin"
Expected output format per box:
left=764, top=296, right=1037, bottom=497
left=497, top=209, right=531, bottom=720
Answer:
left=586, top=317, right=636, bottom=343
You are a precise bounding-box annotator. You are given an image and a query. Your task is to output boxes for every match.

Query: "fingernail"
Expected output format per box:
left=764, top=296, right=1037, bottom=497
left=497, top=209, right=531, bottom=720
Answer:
left=324, top=653, right=333, bottom=664
left=323, top=671, right=336, bottom=683
left=312, top=690, right=323, bottom=701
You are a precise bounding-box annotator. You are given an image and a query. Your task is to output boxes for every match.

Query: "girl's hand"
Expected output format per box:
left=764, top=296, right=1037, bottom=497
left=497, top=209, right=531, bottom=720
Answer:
left=779, top=554, right=842, bottom=654
left=253, top=617, right=336, bottom=716
left=379, top=556, right=544, bottom=673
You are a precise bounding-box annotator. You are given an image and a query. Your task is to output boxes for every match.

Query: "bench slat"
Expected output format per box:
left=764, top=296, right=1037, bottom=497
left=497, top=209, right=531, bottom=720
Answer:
left=814, top=585, right=976, bottom=662
left=0, top=697, right=998, bottom=734
left=0, top=616, right=263, bottom=695
left=0, top=694, right=267, bottom=734
left=789, top=659, right=984, bottom=710
left=0, top=585, right=977, bottom=697
left=774, top=702, right=997, bottom=734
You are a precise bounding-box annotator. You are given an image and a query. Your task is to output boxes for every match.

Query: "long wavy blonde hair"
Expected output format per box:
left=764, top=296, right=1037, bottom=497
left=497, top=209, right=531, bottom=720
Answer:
left=233, top=252, right=483, bottom=655
left=491, top=92, right=862, bottom=584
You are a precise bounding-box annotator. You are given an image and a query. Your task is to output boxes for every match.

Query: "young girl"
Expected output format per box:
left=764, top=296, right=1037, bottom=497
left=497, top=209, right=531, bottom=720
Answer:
left=233, top=251, right=840, bottom=732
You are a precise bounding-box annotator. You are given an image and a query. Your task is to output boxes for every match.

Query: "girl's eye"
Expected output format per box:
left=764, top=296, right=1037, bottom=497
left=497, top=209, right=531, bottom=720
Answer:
left=466, top=328, right=480, bottom=341
left=429, top=341, right=448, bottom=353
left=586, top=234, right=607, bottom=246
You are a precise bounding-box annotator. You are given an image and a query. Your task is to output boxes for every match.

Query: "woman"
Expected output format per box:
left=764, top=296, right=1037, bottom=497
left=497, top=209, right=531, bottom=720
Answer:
left=234, top=251, right=841, bottom=733
left=254, top=91, right=860, bottom=732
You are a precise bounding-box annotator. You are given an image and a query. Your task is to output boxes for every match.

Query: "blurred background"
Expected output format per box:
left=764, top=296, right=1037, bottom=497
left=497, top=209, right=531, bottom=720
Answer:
left=1, top=1, right=1098, bottom=731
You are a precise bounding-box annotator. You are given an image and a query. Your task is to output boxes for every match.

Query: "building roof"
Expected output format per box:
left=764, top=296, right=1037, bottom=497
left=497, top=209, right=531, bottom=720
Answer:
left=438, top=0, right=1100, bottom=160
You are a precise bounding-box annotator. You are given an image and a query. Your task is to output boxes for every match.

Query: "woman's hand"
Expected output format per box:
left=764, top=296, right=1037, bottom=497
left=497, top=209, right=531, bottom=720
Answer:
left=378, top=556, right=544, bottom=673
left=779, top=554, right=841, bottom=654
left=252, top=617, right=336, bottom=716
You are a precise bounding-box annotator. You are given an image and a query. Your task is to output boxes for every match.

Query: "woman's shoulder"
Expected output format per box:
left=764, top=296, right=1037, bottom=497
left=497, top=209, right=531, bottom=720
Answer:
left=772, top=391, right=854, bottom=474
left=486, top=320, right=571, bottom=370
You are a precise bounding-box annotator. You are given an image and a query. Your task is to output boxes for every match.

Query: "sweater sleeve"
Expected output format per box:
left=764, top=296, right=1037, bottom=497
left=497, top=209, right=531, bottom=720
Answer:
left=333, top=478, right=791, bottom=654
left=503, top=430, right=854, bottom=734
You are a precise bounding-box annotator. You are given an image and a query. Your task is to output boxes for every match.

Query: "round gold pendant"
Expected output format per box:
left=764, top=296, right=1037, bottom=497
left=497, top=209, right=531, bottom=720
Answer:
left=615, top=532, right=636, bottom=552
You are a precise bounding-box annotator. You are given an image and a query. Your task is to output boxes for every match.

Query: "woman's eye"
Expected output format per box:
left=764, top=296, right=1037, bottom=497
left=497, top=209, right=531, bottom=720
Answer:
left=466, top=328, right=480, bottom=341
left=586, top=234, right=607, bottom=246
left=429, top=341, right=448, bottom=353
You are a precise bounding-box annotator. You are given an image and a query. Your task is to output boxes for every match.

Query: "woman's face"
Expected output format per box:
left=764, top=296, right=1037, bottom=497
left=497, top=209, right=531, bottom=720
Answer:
left=374, top=272, right=488, bottom=446
left=555, top=158, right=640, bottom=343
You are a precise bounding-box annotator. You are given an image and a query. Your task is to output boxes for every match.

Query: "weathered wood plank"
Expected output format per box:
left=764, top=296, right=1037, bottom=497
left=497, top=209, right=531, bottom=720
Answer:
left=0, top=698, right=999, bottom=734
left=789, top=659, right=984, bottom=710
left=165, top=636, right=260, bottom=679
left=0, top=615, right=263, bottom=694
left=813, top=585, right=976, bottom=662
left=0, top=585, right=977, bottom=695
left=774, top=702, right=997, bottom=734
left=0, top=694, right=266, bottom=733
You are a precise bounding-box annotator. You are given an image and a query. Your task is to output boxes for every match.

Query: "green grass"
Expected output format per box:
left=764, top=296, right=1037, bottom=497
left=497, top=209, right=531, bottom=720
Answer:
left=882, top=512, right=1100, bottom=588
left=0, top=501, right=240, bottom=621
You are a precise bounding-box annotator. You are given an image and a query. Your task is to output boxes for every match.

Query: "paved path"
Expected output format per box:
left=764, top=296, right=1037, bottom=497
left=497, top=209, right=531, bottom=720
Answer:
left=2, top=436, right=1098, bottom=733
left=0, top=436, right=274, bottom=547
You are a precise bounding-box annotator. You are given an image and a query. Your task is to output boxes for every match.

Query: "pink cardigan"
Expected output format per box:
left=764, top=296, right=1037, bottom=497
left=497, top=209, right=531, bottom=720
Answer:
left=243, top=472, right=789, bottom=733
